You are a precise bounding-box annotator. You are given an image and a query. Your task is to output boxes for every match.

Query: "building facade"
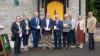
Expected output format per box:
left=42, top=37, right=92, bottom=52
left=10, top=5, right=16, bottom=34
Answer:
left=0, top=0, right=86, bottom=34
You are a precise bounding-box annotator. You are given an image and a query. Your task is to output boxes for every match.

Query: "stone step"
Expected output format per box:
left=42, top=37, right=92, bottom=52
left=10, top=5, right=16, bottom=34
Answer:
left=10, top=36, right=100, bottom=48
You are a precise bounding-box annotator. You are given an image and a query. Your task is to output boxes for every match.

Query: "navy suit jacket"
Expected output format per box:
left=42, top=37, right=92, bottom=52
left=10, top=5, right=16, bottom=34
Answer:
left=53, top=20, right=63, bottom=31
left=11, top=22, right=23, bottom=38
left=31, top=17, right=41, bottom=33
left=41, top=18, right=53, bottom=34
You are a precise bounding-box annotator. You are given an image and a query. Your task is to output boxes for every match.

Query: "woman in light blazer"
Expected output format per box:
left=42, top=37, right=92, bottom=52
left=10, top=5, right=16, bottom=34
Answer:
left=76, top=15, right=85, bottom=48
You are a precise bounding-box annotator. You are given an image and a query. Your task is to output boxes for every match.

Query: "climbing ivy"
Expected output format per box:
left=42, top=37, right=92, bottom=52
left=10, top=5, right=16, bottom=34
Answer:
left=86, top=0, right=100, bottom=23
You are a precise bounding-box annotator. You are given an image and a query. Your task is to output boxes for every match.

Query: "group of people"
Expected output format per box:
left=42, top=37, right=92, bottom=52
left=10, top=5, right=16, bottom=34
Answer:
left=11, top=11, right=97, bottom=55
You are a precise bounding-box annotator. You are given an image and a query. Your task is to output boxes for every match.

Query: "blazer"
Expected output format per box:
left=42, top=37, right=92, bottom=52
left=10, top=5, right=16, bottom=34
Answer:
left=76, top=19, right=85, bottom=33
left=31, top=17, right=41, bottom=33
left=87, top=16, right=97, bottom=33
left=11, top=22, right=23, bottom=38
left=21, top=19, right=31, bottom=36
left=53, top=20, right=63, bottom=31
left=41, top=18, right=53, bottom=34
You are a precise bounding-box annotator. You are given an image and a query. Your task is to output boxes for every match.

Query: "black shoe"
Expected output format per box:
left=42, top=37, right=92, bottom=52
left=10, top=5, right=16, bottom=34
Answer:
left=14, top=52, right=19, bottom=55
left=63, top=47, right=68, bottom=50
left=88, top=49, right=95, bottom=52
left=54, top=47, right=57, bottom=49
left=58, top=47, right=61, bottom=49
left=18, top=51, right=23, bottom=53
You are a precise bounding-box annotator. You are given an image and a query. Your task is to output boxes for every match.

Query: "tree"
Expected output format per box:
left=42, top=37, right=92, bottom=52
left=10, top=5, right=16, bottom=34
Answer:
left=95, top=0, right=100, bottom=23
left=86, top=0, right=100, bottom=23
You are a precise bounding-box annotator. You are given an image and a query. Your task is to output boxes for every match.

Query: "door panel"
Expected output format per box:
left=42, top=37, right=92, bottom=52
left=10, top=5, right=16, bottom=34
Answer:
left=47, top=1, right=64, bottom=20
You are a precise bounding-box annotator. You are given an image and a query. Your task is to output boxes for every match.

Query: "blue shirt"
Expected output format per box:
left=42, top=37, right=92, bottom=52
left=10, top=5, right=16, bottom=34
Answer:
left=70, top=18, right=76, bottom=30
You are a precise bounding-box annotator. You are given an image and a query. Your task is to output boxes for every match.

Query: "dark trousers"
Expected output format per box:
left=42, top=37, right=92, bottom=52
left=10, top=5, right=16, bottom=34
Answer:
left=54, top=30, right=61, bottom=48
left=32, top=31, right=40, bottom=48
left=14, top=37, right=21, bottom=54
left=62, top=32, right=70, bottom=47
left=23, top=35, right=29, bottom=46
left=0, top=43, right=2, bottom=51
left=70, top=29, right=76, bottom=46
left=88, top=33, right=95, bottom=50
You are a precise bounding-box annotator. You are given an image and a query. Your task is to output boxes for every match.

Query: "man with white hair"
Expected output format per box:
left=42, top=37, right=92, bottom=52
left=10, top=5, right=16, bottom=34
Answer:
left=69, top=14, right=77, bottom=48
left=62, top=14, right=72, bottom=49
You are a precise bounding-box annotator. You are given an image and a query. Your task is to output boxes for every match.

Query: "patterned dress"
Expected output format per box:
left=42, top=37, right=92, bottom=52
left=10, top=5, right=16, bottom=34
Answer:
left=77, top=23, right=85, bottom=43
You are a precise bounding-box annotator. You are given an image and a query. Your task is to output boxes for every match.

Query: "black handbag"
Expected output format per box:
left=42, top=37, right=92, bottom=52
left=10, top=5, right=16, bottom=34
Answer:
left=87, top=28, right=89, bottom=33
left=11, top=35, right=15, bottom=41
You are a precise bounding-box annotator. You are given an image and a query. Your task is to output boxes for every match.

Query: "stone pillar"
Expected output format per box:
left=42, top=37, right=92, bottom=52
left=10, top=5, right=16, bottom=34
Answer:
left=33, top=0, right=38, bottom=12
left=81, top=0, right=86, bottom=17
left=66, top=0, right=70, bottom=14
left=68, top=0, right=79, bottom=19
left=39, top=0, right=45, bottom=19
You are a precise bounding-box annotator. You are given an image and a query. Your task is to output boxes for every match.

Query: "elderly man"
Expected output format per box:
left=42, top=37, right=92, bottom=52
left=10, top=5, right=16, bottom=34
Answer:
left=31, top=12, right=41, bottom=50
left=87, top=11, right=97, bottom=51
left=69, top=14, right=76, bottom=48
left=41, top=13, right=53, bottom=50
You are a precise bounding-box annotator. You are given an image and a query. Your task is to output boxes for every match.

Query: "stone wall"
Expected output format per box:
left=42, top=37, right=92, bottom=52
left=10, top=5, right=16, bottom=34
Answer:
left=66, top=0, right=86, bottom=19
left=0, top=0, right=37, bottom=34
left=0, top=0, right=86, bottom=35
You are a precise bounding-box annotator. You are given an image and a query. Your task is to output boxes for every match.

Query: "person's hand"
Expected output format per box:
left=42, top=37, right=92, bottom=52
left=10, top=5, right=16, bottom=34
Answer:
left=54, top=26, right=58, bottom=30
left=64, top=26, right=71, bottom=28
left=18, top=31, right=22, bottom=34
left=45, top=27, right=50, bottom=31
left=37, top=26, right=40, bottom=29
left=26, top=26, right=30, bottom=30
left=48, top=28, right=51, bottom=30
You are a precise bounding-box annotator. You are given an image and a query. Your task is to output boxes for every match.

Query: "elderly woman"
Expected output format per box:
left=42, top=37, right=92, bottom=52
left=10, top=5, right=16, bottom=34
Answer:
left=21, top=13, right=31, bottom=51
left=62, top=14, right=71, bottom=48
left=76, top=15, right=85, bottom=48
left=11, top=16, right=23, bottom=55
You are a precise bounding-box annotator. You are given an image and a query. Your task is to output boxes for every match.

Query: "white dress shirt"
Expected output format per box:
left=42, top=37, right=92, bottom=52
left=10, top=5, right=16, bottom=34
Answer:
left=25, top=20, right=29, bottom=34
left=70, top=18, right=76, bottom=30
left=46, top=19, right=50, bottom=28
left=16, top=22, right=22, bottom=37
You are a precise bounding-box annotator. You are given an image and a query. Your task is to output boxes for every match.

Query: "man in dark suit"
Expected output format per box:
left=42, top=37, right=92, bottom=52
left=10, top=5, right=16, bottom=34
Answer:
left=11, top=16, right=23, bottom=55
left=53, top=14, right=63, bottom=49
left=21, top=13, right=31, bottom=51
left=31, top=12, right=41, bottom=50
left=41, top=13, right=53, bottom=50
